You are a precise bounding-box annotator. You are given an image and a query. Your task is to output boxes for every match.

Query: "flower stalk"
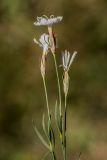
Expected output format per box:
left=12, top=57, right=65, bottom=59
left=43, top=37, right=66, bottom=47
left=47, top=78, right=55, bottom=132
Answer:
left=62, top=50, right=77, bottom=160
left=47, top=25, right=64, bottom=157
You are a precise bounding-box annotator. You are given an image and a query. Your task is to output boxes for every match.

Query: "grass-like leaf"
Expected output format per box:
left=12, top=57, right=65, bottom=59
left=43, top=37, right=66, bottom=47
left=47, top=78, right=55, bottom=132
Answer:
left=55, top=101, right=60, bottom=129
left=51, top=127, right=55, bottom=147
left=55, top=101, right=58, bottom=126
left=42, top=113, right=48, bottom=137
left=32, top=120, right=50, bottom=150
left=42, top=151, right=51, bottom=160
left=55, top=101, right=63, bottom=144
left=59, top=115, right=63, bottom=134
left=47, top=114, right=55, bottom=148
left=48, top=114, right=51, bottom=135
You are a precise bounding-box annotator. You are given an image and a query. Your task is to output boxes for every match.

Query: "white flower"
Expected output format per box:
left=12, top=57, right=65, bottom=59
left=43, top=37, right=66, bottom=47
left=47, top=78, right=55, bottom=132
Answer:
left=62, top=50, right=77, bottom=96
left=62, top=50, right=77, bottom=71
left=34, top=33, right=50, bottom=53
left=34, top=15, right=63, bottom=26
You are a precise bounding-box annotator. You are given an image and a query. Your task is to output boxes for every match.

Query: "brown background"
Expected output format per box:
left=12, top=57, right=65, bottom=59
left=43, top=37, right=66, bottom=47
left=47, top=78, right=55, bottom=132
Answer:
left=0, top=0, right=107, bottom=159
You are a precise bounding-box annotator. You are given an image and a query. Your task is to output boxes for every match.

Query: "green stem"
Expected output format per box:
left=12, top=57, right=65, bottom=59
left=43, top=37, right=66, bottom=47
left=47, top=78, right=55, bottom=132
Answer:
left=53, top=53, right=62, bottom=116
left=64, top=95, right=67, bottom=160
left=42, top=76, right=56, bottom=160
left=42, top=76, right=50, bottom=116
left=53, top=53, right=65, bottom=160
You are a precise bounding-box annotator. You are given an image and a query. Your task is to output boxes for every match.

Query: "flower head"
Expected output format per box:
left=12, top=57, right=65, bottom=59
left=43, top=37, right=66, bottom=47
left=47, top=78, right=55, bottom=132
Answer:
left=34, top=15, right=63, bottom=26
left=62, top=50, right=77, bottom=96
left=34, top=33, right=50, bottom=54
left=62, top=50, right=77, bottom=71
left=34, top=33, right=50, bottom=77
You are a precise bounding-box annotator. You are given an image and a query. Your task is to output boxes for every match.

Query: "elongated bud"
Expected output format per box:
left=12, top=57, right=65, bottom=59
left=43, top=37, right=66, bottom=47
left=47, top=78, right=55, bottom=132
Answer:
left=63, top=71, right=69, bottom=97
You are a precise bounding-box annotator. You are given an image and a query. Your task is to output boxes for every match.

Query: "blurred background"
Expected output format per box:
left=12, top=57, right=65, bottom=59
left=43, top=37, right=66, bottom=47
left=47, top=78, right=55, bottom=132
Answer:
left=0, top=0, right=107, bottom=159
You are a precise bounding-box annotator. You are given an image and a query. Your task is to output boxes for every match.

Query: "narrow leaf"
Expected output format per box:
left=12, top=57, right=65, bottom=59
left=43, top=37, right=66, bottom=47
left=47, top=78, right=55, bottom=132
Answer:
left=42, top=113, right=48, bottom=136
left=55, top=100, right=58, bottom=126
left=51, top=128, right=55, bottom=147
left=48, top=114, right=51, bottom=135
left=59, top=115, right=63, bottom=134
left=32, top=120, right=50, bottom=150
left=55, top=101, right=60, bottom=130
left=42, top=151, right=50, bottom=160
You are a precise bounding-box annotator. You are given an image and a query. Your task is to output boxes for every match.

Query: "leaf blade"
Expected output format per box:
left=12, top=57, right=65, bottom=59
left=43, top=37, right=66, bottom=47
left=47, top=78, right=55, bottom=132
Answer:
left=32, top=120, right=50, bottom=150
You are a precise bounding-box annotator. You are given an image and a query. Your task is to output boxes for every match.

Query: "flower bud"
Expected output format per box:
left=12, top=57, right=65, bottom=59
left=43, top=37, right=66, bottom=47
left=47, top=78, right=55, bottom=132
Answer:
left=63, top=71, right=69, bottom=97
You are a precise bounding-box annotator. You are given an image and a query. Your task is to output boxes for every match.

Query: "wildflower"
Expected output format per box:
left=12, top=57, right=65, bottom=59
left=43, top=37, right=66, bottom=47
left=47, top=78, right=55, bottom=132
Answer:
left=62, top=50, right=77, bottom=96
left=34, top=33, right=50, bottom=77
left=34, top=15, right=63, bottom=54
left=34, top=15, right=63, bottom=26
left=62, top=50, right=77, bottom=72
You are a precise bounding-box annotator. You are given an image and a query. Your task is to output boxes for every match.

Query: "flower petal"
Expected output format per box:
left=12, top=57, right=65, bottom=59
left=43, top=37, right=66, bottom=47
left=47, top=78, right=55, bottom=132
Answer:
left=68, top=51, right=77, bottom=69
left=34, top=15, right=63, bottom=26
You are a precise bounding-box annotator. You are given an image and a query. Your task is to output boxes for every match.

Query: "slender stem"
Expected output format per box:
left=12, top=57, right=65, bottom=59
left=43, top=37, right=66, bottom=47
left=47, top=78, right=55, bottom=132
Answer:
left=53, top=53, right=65, bottom=160
left=64, top=94, right=67, bottom=160
left=42, top=76, right=56, bottom=160
left=53, top=53, right=62, bottom=116
left=42, top=76, right=50, bottom=116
